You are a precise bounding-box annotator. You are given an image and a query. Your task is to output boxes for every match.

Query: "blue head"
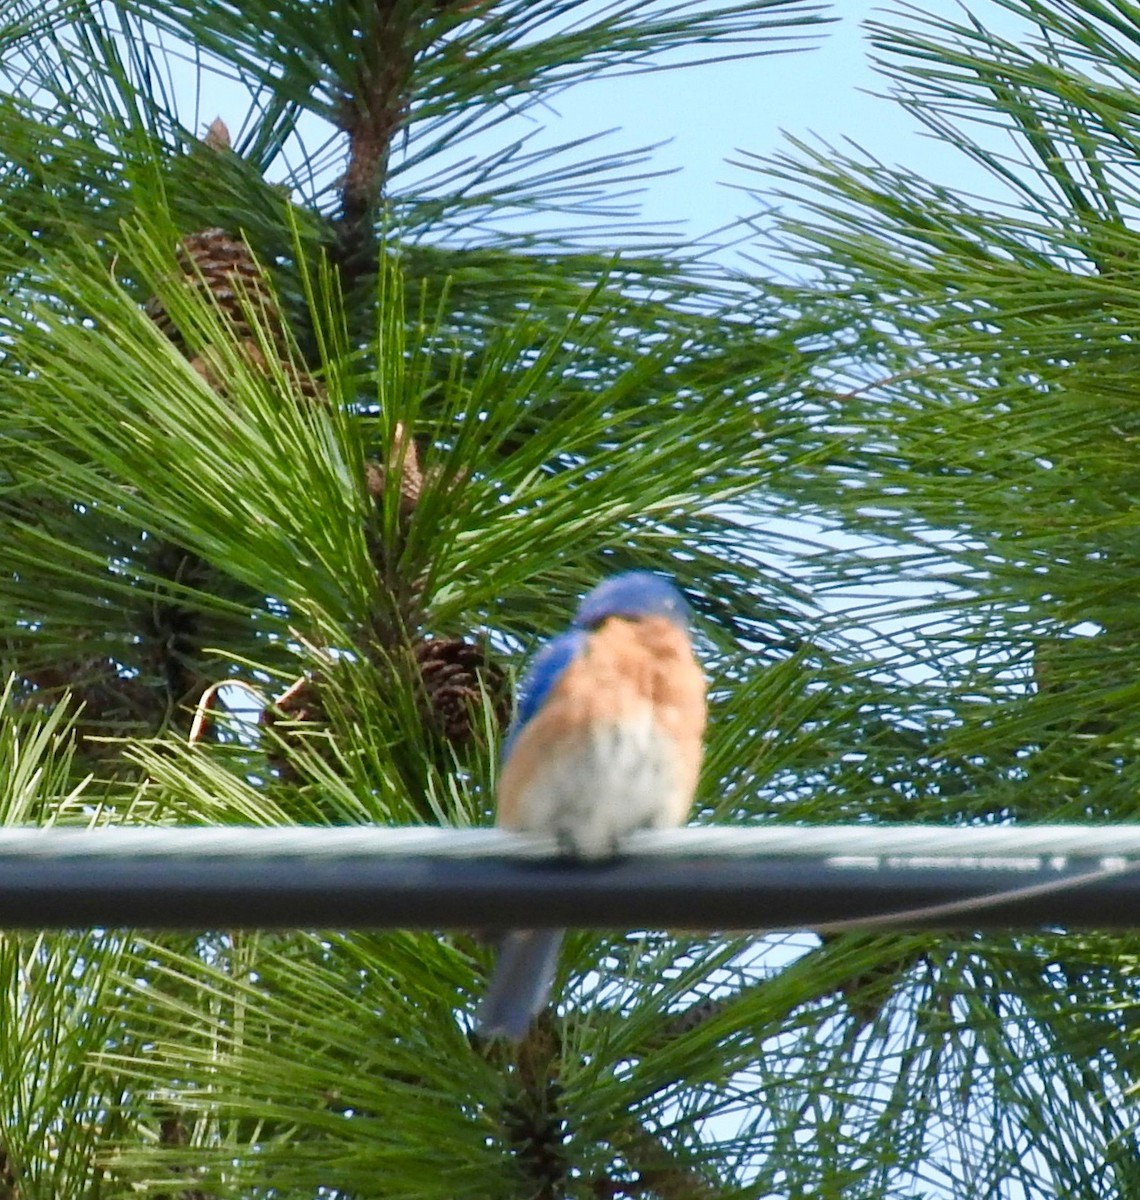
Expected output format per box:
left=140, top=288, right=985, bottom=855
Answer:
left=573, top=570, right=691, bottom=631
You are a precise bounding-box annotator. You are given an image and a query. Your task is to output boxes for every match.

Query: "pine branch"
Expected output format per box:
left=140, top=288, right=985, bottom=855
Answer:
left=334, top=2, right=424, bottom=275
left=497, top=1011, right=568, bottom=1199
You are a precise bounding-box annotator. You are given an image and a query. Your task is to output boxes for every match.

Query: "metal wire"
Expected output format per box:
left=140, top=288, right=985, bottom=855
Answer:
left=0, top=823, right=1138, bottom=931
left=2, top=822, right=1140, bottom=860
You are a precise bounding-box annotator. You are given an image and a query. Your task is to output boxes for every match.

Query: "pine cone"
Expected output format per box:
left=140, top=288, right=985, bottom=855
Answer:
left=145, top=115, right=323, bottom=402
left=364, top=422, right=423, bottom=519
left=260, top=676, right=329, bottom=779
left=145, top=222, right=326, bottom=404
left=145, top=227, right=280, bottom=351
left=202, top=116, right=231, bottom=153
left=413, top=636, right=508, bottom=744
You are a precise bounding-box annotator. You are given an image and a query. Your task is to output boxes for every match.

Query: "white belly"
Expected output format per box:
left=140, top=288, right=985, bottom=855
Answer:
left=508, top=717, right=684, bottom=860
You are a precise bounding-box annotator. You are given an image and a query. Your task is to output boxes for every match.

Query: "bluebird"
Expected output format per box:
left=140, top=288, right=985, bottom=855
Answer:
left=476, top=570, right=707, bottom=1041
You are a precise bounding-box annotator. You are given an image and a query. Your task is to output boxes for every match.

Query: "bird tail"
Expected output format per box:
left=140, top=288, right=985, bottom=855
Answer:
left=477, top=929, right=565, bottom=1041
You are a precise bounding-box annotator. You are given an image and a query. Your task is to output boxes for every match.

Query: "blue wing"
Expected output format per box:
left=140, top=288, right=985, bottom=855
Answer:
left=502, top=628, right=587, bottom=760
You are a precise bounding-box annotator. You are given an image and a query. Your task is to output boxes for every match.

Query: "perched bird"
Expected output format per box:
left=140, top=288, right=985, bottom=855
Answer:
left=477, top=571, right=707, bottom=1041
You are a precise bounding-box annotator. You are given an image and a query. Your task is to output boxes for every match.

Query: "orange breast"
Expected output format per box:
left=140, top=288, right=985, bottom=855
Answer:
left=497, top=616, right=706, bottom=851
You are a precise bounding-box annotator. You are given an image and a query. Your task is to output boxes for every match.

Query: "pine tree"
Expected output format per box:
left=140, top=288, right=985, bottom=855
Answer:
left=745, top=0, right=1140, bottom=1193
left=3, top=1, right=1138, bottom=1198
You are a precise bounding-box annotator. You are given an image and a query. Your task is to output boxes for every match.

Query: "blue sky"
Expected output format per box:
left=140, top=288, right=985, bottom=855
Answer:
left=524, top=0, right=950, bottom=236
left=185, top=1, right=1027, bottom=265
left=411, top=0, right=1023, bottom=252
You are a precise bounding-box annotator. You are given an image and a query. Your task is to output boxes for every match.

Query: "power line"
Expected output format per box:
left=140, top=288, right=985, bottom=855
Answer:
left=0, top=824, right=1137, bottom=930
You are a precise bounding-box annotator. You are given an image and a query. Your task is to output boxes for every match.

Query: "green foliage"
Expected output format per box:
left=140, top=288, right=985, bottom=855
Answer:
left=744, top=0, right=1140, bottom=1191
left=4, top=0, right=1140, bottom=1197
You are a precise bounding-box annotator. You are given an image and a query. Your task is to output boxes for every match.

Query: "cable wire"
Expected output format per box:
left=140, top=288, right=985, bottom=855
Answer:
left=0, top=823, right=1137, bottom=930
